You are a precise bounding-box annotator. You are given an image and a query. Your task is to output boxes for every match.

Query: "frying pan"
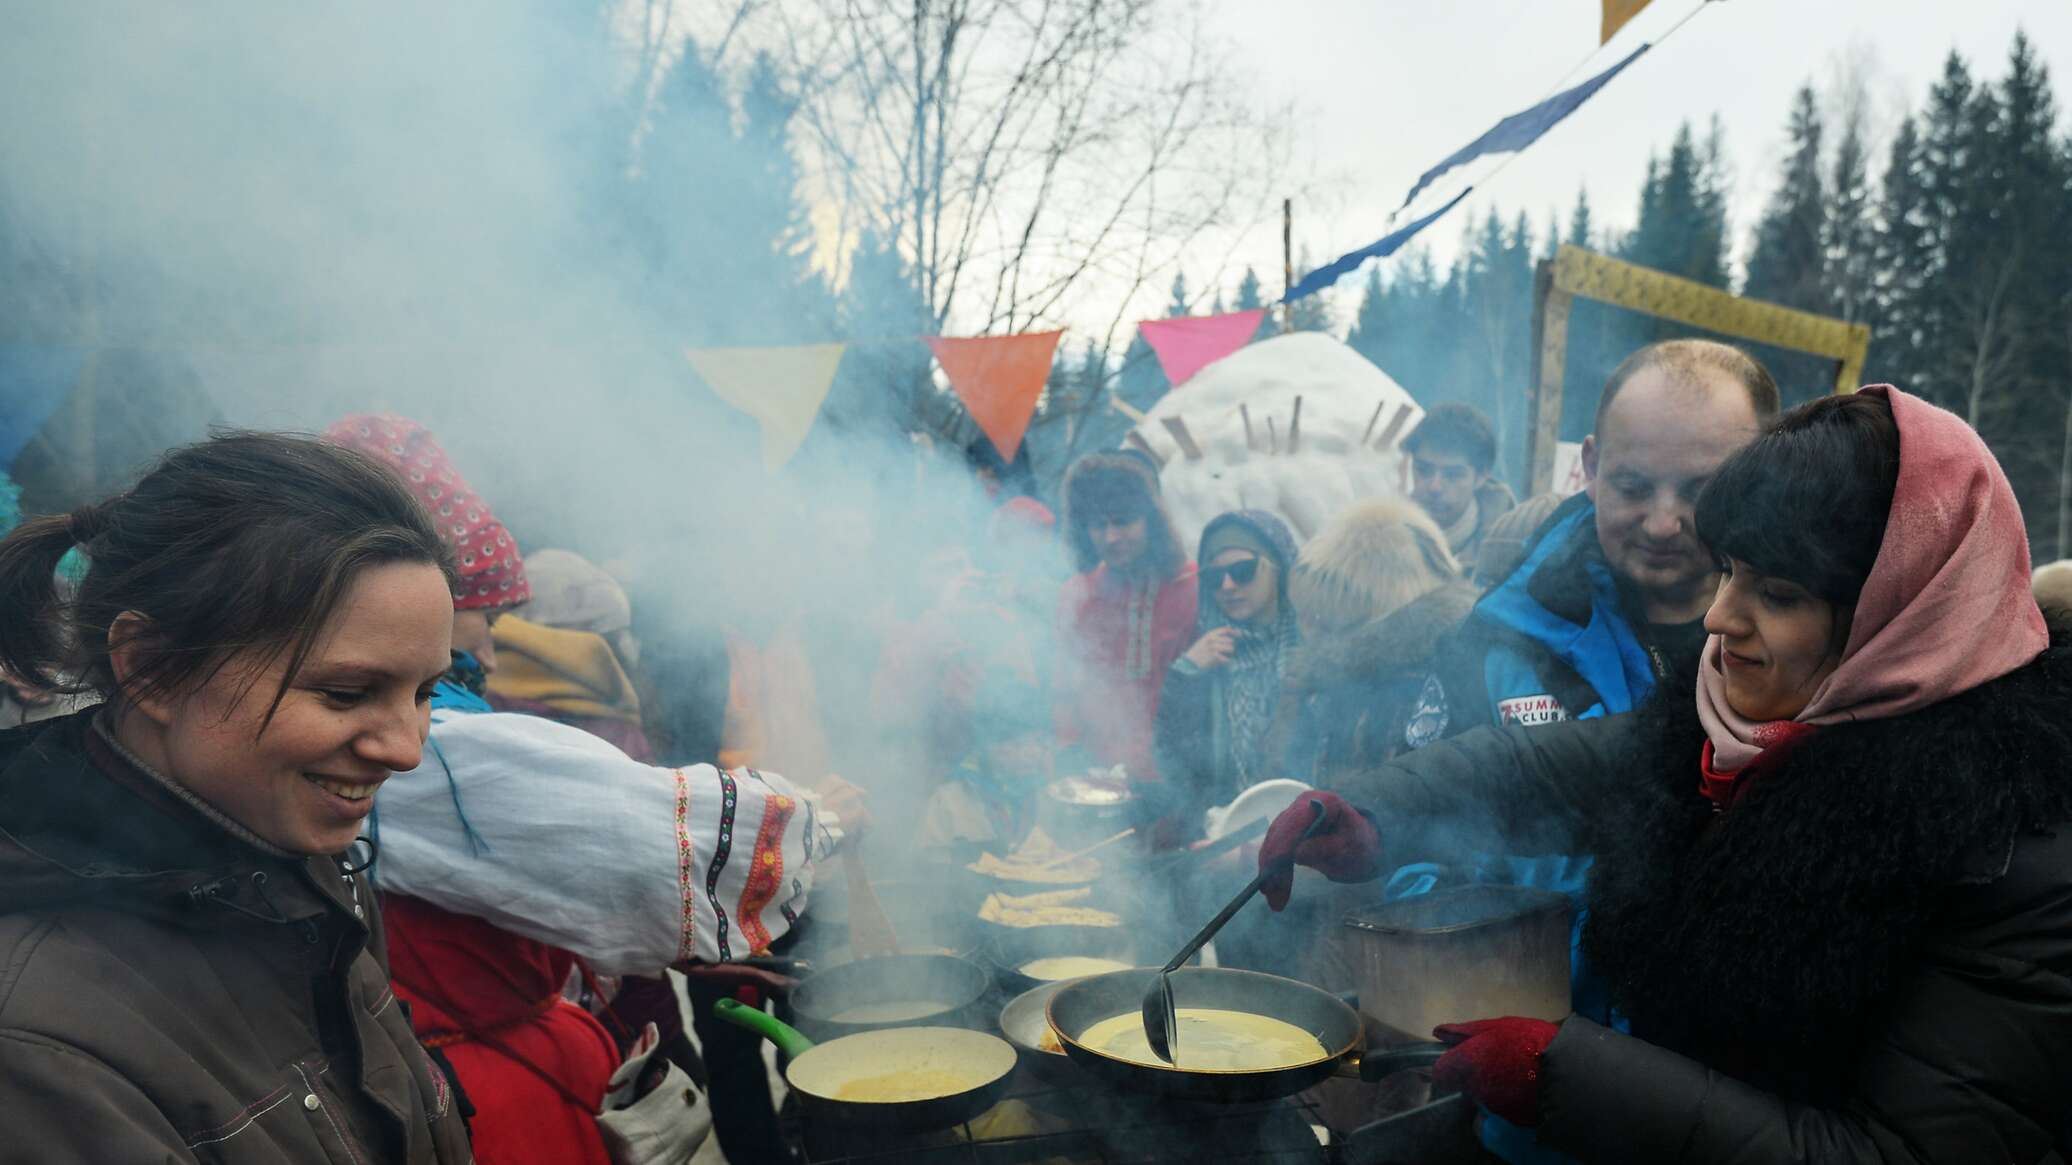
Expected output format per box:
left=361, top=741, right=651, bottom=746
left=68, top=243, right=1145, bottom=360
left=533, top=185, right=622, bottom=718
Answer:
left=714, top=999, right=1016, bottom=1130
left=1047, top=967, right=1444, bottom=1103
left=789, top=953, right=991, bottom=1040
left=987, top=924, right=1138, bottom=995
left=997, top=980, right=1081, bottom=1085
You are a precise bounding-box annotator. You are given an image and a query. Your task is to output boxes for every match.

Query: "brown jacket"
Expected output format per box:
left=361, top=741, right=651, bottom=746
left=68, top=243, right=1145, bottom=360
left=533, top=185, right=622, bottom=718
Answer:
left=0, top=711, right=473, bottom=1164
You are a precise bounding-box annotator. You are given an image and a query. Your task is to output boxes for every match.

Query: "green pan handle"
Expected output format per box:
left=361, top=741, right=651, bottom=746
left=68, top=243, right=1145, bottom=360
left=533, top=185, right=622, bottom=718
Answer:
left=712, top=998, right=817, bottom=1059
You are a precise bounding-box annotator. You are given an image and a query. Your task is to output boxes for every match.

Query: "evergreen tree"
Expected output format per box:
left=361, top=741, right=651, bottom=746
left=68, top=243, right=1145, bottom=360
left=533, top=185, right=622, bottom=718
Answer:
left=1870, top=114, right=1935, bottom=389
left=1567, top=188, right=1595, bottom=248
left=1345, top=266, right=1389, bottom=366
left=1166, top=272, right=1191, bottom=317
left=1234, top=267, right=1265, bottom=311
left=633, top=41, right=834, bottom=346
left=828, top=230, right=934, bottom=439
left=1235, top=266, right=1277, bottom=338
left=1744, top=86, right=1831, bottom=312
left=1622, top=122, right=1730, bottom=288
left=1824, top=107, right=1876, bottom=323
left=1285, top=251, right=1333, bottom=333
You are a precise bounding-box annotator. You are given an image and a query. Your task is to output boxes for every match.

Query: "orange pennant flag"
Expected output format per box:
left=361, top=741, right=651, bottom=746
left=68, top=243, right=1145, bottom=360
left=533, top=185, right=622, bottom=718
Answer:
left=924, top=331, right=1063, bottom=459
left=1601, top=0, right=1653, bottom=43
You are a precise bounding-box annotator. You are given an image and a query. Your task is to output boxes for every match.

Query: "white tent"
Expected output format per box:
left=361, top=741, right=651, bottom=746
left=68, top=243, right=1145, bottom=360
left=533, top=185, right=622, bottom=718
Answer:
left=1126, top=332, right=1424, bottom=547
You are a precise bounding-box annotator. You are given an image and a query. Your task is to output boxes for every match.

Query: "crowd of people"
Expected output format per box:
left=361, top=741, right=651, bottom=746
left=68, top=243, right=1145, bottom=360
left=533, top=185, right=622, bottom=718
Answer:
left=2, top=333, right=2071, bottom=1163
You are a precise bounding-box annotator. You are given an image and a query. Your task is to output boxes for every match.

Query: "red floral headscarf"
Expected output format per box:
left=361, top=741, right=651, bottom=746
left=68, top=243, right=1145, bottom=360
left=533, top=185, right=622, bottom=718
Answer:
left=324, top=414, right=530, bottom=611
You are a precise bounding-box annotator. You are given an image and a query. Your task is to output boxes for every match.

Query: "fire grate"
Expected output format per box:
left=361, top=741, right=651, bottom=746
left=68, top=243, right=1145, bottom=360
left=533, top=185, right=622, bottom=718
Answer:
left=789, top=1072, right=1330, bottom=1165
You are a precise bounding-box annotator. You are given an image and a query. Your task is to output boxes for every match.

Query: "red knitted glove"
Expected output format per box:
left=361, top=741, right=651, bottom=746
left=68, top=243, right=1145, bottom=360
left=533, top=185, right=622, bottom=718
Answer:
left=1258, top=792, right=1382, bottom=911
left=1431, top=1017, right=1559, bottom=1128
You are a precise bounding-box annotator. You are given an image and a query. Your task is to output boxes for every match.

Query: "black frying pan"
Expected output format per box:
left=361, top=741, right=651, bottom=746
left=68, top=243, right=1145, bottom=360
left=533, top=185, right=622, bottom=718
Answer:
left=1047, top=967, right=1443, bottom=1103
left=789, top=953, right=991, bottom=1040
left=714, top=999, right=1016, bottom=1130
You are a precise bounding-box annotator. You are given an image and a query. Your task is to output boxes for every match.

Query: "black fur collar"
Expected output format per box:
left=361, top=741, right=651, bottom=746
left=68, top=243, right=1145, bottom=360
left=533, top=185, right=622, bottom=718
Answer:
left=1582, top=641, right=2072, bottom=1097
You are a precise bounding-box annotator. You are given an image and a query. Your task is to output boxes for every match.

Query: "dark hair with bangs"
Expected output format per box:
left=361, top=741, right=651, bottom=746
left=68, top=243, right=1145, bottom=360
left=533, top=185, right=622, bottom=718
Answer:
left=1694, top=392, right=1899, bottom=608
left=1060, top=452, right=1185, bottom=577
left=0, top=431, right=458, bottom=728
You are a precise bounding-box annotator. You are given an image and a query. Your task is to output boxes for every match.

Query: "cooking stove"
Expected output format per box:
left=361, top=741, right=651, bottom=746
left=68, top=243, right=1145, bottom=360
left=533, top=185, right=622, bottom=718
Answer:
left=787, top=1070, right=1329, bottom=1165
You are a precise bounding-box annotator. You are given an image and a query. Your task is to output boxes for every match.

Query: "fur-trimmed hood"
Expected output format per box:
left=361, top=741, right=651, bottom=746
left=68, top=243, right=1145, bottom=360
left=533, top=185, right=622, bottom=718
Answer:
left=1582, top=637, right=2072, bottom=1100
left=1285, top=582, right=1478, bottom=694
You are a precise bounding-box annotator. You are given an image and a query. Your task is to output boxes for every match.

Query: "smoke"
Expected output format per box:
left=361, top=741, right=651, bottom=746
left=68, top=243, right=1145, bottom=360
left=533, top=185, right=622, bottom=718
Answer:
left=0, top=3, right=1077, bottom=813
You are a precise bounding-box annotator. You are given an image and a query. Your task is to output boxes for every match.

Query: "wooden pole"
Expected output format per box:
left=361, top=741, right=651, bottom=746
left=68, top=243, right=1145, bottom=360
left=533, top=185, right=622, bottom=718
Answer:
left=1361, top=398, right=1388, bottom=446
left=1281, top=197, right=1294, bottom=333
left=1287, top=395, right=1303, bottom=454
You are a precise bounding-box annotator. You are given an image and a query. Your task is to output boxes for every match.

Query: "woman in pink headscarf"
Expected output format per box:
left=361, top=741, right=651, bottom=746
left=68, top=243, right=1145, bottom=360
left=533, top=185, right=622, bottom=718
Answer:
left=1259, top=387, right=2072, bottom=1162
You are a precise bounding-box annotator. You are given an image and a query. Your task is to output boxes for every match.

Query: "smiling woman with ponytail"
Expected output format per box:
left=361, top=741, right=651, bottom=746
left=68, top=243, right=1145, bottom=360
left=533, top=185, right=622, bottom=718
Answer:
left=0, top=431, right=474, bottom=1164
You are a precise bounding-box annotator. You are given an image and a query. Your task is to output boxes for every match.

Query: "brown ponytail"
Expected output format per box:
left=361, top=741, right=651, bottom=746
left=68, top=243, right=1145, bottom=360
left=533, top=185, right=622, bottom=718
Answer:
left=0, top=512, right=93, bottom=692
left=0, top=431, right=458, bottom=723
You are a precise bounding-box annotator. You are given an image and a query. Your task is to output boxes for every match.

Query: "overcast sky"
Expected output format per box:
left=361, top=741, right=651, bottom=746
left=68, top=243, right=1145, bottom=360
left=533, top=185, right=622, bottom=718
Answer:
left=1185, top=0, right=2072, bottom=321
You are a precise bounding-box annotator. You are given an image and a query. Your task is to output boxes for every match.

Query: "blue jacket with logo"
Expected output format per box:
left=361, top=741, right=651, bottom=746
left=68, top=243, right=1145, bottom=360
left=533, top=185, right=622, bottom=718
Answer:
left=1409, top=492, right=1662, bottom=745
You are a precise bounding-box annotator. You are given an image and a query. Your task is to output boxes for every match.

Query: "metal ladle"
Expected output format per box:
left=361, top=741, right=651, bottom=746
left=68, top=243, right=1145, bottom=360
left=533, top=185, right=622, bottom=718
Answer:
left=1141, top=797, right=1327, bottom=1064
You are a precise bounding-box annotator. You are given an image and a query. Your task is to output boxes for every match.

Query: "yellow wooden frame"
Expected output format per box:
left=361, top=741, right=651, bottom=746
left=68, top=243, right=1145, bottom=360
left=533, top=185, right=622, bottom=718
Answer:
left=1527, top=244, right=1873, bottom=495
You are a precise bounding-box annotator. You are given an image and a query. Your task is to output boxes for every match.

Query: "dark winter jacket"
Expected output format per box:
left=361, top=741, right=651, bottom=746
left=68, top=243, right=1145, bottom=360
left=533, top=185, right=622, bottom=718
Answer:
left=1154, top=510, right=1303, bottom=829
left=1330, top=640, right=2072, bottom=1163
left=1284, top=582, right=1478, bottom=783
left=0, top=710, right=474, bottom=1164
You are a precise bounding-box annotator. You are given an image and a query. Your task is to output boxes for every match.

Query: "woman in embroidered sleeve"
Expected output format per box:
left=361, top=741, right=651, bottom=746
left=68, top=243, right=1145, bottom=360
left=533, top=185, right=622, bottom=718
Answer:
left=0, top=433, right=473, bottom=1164
left=325, top=416, right=836, bottom=1165
left=1260, top=387, right=2072, bottom=1163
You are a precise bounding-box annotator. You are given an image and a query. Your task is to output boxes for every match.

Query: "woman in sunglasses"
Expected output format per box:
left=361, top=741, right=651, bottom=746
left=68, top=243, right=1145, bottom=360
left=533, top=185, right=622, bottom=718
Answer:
left=1154, top=509, right=1303, bottom=837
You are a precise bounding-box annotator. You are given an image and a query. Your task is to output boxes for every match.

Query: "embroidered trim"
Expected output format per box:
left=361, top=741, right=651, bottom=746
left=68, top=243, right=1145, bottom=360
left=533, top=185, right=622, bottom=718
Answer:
left=737, top=793, right=793, bottom=953
left=1123, top=576, right=1156, bottom=680
left=673, top=767, right=697, bottom=961
left=704, top=769, right=741, bottom=962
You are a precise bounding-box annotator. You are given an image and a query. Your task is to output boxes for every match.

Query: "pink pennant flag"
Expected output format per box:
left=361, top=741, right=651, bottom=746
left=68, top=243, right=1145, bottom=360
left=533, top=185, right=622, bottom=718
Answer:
left=1138, top=308, right=1266, bottom=388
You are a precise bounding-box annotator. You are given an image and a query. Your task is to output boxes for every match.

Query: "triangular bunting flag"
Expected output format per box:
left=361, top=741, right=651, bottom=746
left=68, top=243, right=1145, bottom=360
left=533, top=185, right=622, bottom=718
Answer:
left=925, top=331, right=1062, bottom=460
left=1601, top=0, right=1653, bottom=44
left=685, top=343, right=846, bottom=470
left=1138, top=309, right=1266, bottom=388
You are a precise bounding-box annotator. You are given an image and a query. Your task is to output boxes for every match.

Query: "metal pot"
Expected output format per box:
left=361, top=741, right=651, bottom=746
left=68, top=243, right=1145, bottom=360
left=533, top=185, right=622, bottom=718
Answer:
left=1038, top=773, right=1136, bottom=849
left=1341, top=885, right=1573, bottom=1044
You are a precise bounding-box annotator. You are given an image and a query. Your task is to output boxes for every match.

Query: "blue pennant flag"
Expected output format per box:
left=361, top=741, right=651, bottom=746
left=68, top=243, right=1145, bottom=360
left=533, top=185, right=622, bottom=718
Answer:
left=1397, top=43, right=1651, bottom=215
left=1281, top=189, right=1472, bottom=304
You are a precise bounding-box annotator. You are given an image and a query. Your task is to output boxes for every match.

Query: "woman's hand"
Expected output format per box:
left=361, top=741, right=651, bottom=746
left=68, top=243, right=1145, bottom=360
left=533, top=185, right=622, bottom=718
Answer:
left=814, top=773, right=872, bottom=836
left=1182, top=627, right=1239, bottom=670
left=1432, top=1017, right=1559, bottom=1127
left=1258, top=792, right=1382, bottom=910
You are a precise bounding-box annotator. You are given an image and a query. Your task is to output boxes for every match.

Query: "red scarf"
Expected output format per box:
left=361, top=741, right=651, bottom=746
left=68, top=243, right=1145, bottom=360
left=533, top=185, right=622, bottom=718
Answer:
left=1698, top=721, right=1817, bottom=811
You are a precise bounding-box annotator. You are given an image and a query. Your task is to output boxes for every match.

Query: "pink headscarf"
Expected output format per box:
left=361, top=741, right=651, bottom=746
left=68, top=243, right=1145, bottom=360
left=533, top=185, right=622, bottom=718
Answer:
left=1697, top=385, right=2048, bottom=774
